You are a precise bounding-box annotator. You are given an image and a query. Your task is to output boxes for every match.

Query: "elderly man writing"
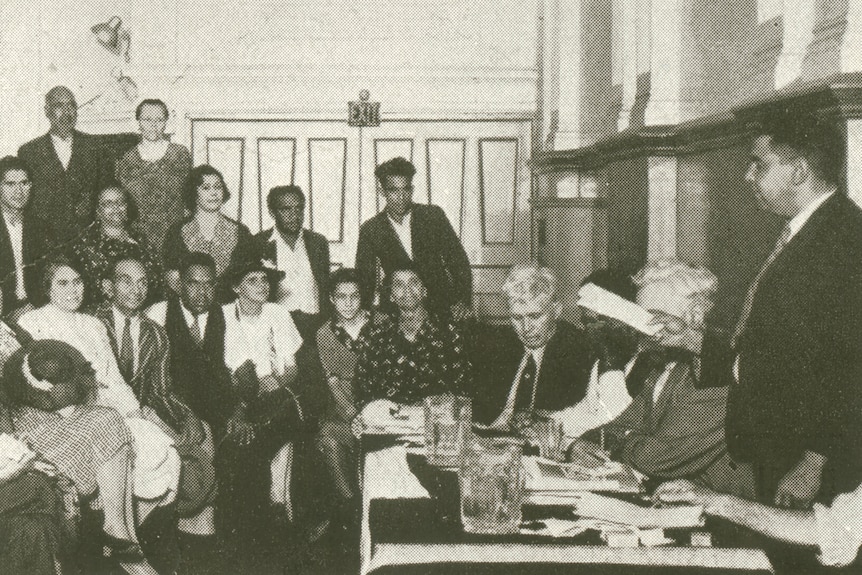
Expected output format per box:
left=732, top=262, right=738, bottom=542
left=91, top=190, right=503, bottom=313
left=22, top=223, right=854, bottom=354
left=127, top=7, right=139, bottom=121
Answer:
left=567, top=260, right=753, bottom=496
left=470, top=264, right=595, bottom=431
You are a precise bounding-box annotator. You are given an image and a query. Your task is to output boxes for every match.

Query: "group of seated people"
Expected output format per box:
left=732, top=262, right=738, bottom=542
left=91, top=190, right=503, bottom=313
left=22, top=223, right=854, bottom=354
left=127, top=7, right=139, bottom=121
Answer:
left=2, top=84, right=861, bottom=575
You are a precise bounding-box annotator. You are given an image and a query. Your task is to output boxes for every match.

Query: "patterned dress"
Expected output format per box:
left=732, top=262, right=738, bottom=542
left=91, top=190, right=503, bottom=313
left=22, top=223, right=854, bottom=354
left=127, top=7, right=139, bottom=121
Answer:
left=0, top=320, right=131, bottom=496
left=115, top=142, right=191, bottom=259
left=162, top=215, right=252, bottom=284
left=354, top=315, right=471, bottom=407
left=70, top=223, right=165, bottom=309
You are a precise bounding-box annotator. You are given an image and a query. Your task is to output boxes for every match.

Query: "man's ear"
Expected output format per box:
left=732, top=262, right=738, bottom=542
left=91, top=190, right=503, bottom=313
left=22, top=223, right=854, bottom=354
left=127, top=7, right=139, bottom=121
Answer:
left=791, top=157, right=810, bottom=187
left=101, top=279, right=113, bottom=299
left=551, top=300, right=563, bottom=319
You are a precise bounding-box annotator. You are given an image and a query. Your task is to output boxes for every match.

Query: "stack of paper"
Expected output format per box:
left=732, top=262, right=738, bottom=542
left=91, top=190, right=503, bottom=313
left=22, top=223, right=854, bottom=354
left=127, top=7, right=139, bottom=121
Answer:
left=573, top=491, right=704, bottom=529
left=523, top=456, right=640, bottom=498
left=0, top=433, right=33, bottom=464
left=360, top=399, right=424, bottom=436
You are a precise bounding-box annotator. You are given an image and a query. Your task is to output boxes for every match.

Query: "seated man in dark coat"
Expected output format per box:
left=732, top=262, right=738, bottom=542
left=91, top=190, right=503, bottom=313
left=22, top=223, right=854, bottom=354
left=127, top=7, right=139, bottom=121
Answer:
left=470, top=264, right=595, bottom=431
left=98, top=256, right=216, bottom=541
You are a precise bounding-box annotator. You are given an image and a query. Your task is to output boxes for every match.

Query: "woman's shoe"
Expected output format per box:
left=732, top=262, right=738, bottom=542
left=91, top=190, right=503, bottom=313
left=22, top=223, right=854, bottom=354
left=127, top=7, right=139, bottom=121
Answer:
left=103, top=533, right=146, bottom=562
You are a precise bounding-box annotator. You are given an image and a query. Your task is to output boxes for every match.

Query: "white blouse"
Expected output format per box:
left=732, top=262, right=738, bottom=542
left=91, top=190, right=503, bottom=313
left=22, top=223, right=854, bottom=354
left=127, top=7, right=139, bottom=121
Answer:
left=222, top=302, right=303, bottom=379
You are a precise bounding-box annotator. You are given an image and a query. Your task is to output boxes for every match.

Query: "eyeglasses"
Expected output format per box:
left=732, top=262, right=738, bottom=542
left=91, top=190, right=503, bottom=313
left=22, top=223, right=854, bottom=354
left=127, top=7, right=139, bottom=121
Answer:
left=382, top=186, right=413, bottom=194
left=1, top=180, right=31, bottom=188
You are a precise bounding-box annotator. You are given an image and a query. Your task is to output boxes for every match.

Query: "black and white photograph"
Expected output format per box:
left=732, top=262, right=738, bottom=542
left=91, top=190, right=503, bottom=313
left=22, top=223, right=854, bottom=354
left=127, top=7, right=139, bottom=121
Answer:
left=1, top=1, right=861, bottom=574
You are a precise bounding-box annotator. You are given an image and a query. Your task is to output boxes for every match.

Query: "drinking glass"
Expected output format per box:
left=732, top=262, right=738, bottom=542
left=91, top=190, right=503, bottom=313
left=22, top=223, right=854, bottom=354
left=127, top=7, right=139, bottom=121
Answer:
left=459, top=436, right=524, bottom=534
left=424, top=394, right=471, bottom=467
left=525, top=415, right=565, bottom=461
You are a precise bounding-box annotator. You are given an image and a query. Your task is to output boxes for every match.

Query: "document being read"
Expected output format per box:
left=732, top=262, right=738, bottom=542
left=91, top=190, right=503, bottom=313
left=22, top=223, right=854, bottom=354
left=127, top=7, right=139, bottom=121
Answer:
left=577, top=283, right=661, bottom=336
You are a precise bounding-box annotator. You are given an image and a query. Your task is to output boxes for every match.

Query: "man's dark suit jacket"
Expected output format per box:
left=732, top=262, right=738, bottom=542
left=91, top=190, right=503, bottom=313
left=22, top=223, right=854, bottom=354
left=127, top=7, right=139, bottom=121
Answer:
left=246, top=227, right=331, bottom=312
left=18, top=131, right=113, bottom=244
left=162, top=298, right=236, bottom=432
left=0, top=212, right=56, bottom=311
left=469, top=320, right=595, bottom=426
left=355, top=203, right=472, bottom=314
left=702, top=193, right=862, bottom=500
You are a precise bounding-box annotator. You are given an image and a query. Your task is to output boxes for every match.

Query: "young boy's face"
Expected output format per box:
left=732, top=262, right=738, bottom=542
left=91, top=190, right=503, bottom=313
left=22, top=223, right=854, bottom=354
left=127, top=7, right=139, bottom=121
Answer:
left=332, top=281, right=363, bottom=323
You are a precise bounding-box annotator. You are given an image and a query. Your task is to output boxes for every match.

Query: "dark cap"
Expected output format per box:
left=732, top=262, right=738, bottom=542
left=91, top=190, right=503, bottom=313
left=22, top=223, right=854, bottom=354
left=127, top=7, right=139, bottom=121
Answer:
left=225, top=257, right=285, bottom=288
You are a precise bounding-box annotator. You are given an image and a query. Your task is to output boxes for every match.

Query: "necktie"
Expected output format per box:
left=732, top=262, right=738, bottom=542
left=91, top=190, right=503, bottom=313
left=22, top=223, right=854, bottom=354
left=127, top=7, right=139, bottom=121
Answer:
left=513, top=353, right=537, bottom=412
left=119, top=317, right=134, bottom=381
left=191, top=314, right=203, bottom=347
left=732, top=225, right=792, bottom=348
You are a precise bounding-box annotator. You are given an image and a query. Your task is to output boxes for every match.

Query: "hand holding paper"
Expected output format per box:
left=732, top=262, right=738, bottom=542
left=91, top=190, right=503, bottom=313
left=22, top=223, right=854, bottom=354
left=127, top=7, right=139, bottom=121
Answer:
left=577, top=284, right=660, bottom=336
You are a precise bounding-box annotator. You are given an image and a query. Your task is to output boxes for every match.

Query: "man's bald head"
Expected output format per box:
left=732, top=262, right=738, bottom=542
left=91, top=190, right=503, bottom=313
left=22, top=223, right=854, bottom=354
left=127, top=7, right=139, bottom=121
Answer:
left=44, top=86, right=77, bottom=137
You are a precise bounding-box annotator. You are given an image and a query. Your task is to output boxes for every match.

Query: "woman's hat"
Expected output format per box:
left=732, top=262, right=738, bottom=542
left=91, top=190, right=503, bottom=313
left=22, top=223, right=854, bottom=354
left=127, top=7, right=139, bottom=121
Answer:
left=225, top=257, right=285, bottom=287
left=2, top=340, right=96, bottom=411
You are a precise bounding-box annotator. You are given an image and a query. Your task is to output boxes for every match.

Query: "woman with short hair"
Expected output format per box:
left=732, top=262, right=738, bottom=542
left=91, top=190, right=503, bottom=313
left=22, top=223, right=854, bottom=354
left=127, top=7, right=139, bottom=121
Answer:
left=162, top=165, right=252, bottom=296
left=69, top=183, right=164, bottom=310
left=115, top=98, right=191, bottom=258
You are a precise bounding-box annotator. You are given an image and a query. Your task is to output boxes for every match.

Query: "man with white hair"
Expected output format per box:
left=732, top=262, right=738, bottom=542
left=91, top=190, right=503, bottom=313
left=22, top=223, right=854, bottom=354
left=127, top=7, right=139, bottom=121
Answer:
left=567, top=260, right=753, bottom=496
left=470, top=264, right=595, bottom=429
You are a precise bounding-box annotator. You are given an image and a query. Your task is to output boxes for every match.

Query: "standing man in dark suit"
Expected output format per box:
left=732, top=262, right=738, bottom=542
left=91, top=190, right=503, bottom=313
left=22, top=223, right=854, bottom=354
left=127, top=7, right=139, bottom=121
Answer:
left=356, top=157, right=472, bottom=319
left=244, top=185, right=330, bottom=340
left=470, top=264, right=595, bottom=429
left=18, top=86, right=112, bottom=244
left=700, top=110, right=862, bottom=510
left=0, top=156, right=56, bottom=319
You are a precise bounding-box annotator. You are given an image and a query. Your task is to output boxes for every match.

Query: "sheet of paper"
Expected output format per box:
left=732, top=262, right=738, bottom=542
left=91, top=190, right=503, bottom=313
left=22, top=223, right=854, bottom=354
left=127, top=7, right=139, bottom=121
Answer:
left=364, top=445, right=430, bottom=500
left=577, top=283, right=661, bottom=336
left=523, top=457, right=622, bottom=492
left=572, top=491, right=704, bottom=529
left=0, top=433, right=34, bottom=463
left=361, top=399, right=424, bottom=434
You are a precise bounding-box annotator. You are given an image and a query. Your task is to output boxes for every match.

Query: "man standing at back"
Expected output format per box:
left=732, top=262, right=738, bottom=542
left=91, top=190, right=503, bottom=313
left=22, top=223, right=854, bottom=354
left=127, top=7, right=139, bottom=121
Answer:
left=701, top=109, right=862, bottom=510
left=243, top=185, right=330, bottom=340
left=355, top=157, right=472, bottom=319
left=18, top=86, right=112, bottom=243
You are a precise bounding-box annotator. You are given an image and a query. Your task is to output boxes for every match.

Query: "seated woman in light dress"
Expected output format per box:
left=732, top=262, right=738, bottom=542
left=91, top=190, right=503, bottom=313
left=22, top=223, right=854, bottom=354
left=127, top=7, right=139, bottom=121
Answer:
left=16, top=255, right=181, bottom=517
left=0, top=293, right=148, bottom=565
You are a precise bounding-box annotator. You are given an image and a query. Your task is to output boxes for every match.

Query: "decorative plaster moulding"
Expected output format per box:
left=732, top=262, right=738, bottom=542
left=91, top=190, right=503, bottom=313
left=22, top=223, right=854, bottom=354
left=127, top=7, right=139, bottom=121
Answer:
left=533, top=72, right=862, bottom=174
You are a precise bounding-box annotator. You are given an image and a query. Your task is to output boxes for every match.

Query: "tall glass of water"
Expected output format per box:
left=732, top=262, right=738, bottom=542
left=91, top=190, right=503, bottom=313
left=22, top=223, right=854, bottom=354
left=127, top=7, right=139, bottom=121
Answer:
left=459, top=436, right=524, bottom=534
left=424, top=394, right=471, bottom=467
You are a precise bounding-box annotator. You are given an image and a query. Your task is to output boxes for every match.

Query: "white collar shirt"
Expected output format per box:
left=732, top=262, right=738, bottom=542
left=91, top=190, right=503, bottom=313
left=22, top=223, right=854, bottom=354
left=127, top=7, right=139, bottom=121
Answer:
left=51, top=134, right=73, bottom=170
left=272, top=229, right=319, bottom=314
left=491, top=346, right=547, bottom=429
left=181, top=304, right=208, bottom=340
left=786, top=191, right=834, bottom=241
left=388, top=211, right=413, bottom=259
left=651, top=361, right=678, bottom=404
left=112, top=306, right=141, bottom=374
left=3, top=215, right=26, bottom=300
